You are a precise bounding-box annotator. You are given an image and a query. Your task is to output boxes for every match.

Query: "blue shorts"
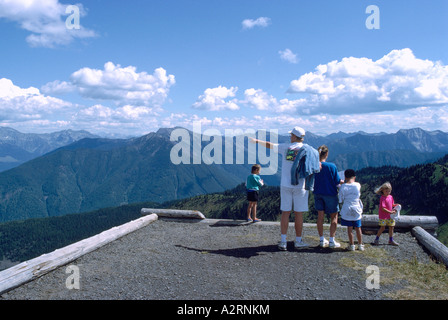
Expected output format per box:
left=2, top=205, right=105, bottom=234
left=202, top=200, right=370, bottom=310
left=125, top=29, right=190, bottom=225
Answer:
left=341, top=218, right=362, bottom=228
left=314, top=194, right=339, bottom=214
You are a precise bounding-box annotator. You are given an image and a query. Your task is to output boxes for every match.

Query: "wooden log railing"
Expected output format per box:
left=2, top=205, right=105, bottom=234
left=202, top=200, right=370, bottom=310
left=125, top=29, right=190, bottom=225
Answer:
left=0, top=213, right=158, bottom=295
left=141, top=208, right=205, bottom=219
left=412, top=226, right=448, bottom=267
left=361, top=215, right=439, bottom=231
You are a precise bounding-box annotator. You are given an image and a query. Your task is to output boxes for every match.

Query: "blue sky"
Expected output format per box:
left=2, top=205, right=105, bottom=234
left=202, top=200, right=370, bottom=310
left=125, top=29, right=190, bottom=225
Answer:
left=0, top=0, right=447, bottom=137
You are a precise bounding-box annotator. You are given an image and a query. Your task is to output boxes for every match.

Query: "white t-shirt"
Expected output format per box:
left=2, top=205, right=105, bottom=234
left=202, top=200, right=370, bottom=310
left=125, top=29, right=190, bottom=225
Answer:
left=338, top=182, right=363, bottom=221
left=277, top=142, right=305, bottom=189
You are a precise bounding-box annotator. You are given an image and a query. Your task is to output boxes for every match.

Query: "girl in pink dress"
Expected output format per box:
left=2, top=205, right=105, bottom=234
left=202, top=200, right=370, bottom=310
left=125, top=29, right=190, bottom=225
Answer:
left=374, top=182, right=400, bottom=246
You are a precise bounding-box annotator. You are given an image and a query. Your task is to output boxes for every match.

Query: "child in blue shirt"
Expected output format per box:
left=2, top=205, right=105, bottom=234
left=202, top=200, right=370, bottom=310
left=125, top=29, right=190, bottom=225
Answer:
left=246, top=164, right=264, bottom=222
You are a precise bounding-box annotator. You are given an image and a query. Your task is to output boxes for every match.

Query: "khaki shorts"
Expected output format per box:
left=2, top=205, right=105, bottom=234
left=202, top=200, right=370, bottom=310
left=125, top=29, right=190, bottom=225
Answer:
left=379, top=218, right=395, bottom=227
left=280, top=187, right=309, bottom=212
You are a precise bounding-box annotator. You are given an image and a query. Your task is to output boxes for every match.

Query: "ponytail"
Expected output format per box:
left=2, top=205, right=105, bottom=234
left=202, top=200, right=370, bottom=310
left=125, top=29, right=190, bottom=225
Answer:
left=318, top=145, right=329, bottom=161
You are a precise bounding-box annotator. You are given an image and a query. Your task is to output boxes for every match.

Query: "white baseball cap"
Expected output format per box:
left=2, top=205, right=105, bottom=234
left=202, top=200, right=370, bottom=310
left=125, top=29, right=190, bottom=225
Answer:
left=289, top=126, right=306, bottom=137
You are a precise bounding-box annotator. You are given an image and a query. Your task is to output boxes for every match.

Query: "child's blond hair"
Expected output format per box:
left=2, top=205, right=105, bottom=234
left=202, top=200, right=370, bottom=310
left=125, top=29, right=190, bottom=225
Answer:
left=374, top=182, right=392, bottom=195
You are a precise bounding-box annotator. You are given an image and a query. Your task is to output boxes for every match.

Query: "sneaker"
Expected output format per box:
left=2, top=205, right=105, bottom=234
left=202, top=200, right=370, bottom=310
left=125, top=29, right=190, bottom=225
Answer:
left=389, top=240, right=399, bottom=246
left=329, top=240, right=341, bottom=248
left=373, top=239, right=380, bottom=245
left=319, top=238, right=329, bottom=247
left=278, top=241, right=287, bottom=251
left=358, top=244, right=365, bottom=251
left=253, top=218, right=262, bottom=222
left=348, top=244, right=356, bottom=251
left=294, top=239, right=309, bottom=248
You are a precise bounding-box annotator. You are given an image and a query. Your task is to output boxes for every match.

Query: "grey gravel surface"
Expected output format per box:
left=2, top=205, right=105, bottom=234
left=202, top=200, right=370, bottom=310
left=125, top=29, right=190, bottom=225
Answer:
left=0, top=218, right=435, bottom=300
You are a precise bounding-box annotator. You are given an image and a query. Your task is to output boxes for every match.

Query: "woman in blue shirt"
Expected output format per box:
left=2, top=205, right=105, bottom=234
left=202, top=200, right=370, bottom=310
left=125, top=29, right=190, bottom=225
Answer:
left=314, top=145, right=343, bottom=248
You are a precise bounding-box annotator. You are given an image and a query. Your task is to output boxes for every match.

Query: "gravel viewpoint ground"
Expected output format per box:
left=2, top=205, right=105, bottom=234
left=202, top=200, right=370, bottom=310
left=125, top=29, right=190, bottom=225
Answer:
left=1, top=218, right=447, bottom=301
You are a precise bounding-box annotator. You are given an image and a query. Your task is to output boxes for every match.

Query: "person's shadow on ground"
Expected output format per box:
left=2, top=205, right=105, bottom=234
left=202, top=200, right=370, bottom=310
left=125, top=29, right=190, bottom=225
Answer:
left=175, top=243, right=343, bottom=259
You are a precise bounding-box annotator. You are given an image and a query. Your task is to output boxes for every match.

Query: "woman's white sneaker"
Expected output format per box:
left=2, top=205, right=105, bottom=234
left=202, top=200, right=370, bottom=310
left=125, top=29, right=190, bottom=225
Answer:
left=294, top=239, right=309, bottom=248
left=278, top=241, right=287, bottom=251
left=329, top=240, right=341, bottom=248
left=319, top=238, right=329, bottom=247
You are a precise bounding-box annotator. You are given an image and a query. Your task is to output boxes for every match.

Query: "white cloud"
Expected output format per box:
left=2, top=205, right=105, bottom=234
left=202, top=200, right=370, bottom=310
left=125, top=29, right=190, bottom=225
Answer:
left=2, top=62, right=176, bottom=136
left=0, top=78, right=40, bottom=98
left=0, top=0, right=96, bottom=47
left=77, top=104, right=157, bottom=122
left=287, top=48, right=448, bottom=115
left=4, top=48, right=448, bottom=137
left=243, top=88, right=277, bottom=111
left=192, top=86, right=240, bottom=111
left=173, top=105, right=448, bottom=136
left=41, top=80, right=75, bottom=95
left=62, top=103, right=163, bottom=137
left=160, top=112, right=189, bottom=128
left=279, top=49, right=299, bottom=64
left=44, top=62, right=176, bottom=110
left=192, top=86, right=305, bottom=114
left=242, top=88, right=306, bottom=113
left=241, top=17, right=271, bottom=30
left=0, top=78, right=73, bottom=122
left=70, top=104, right=160, bottom=137
left=194, top=86, right=316, bottom=114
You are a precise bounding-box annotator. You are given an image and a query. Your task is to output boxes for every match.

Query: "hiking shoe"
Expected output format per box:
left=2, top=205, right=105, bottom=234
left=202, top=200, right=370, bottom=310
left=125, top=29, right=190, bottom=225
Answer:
left=319, top=238, right=329, bottom=247
left=348, top=244, right=356, bottom=251
left=358, top=244, right=365, bottom=251
left=389, top=240, right=399, bottom=246
left=294, top=239, right=309, bottom=249
left=278, top=241, right=287, bottom=251
left=329, top=240, right=341, bottom=248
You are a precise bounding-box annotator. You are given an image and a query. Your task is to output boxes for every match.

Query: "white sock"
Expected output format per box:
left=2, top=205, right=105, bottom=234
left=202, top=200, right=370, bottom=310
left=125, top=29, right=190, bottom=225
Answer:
left=320, top=236, right=325, bottom=241
left=281, top=234, right=287, bottom=242
left=296, top=236, right=302, bottom=243
left=330, top=237, right=335, bottom=243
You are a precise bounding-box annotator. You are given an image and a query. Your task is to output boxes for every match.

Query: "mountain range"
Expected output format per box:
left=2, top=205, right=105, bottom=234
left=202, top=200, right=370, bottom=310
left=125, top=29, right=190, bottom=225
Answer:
left=0, top=127, right=99, bottom=172
left=0, top=129, right=248, bottom=222
left=301, top=128, right=448, bottom=169
left=0, top=126, right=447, bottom=223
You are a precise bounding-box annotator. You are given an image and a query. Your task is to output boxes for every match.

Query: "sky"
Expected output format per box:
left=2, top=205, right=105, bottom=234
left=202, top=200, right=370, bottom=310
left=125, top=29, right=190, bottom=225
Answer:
left=0, top=0, right=447, bottom=138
